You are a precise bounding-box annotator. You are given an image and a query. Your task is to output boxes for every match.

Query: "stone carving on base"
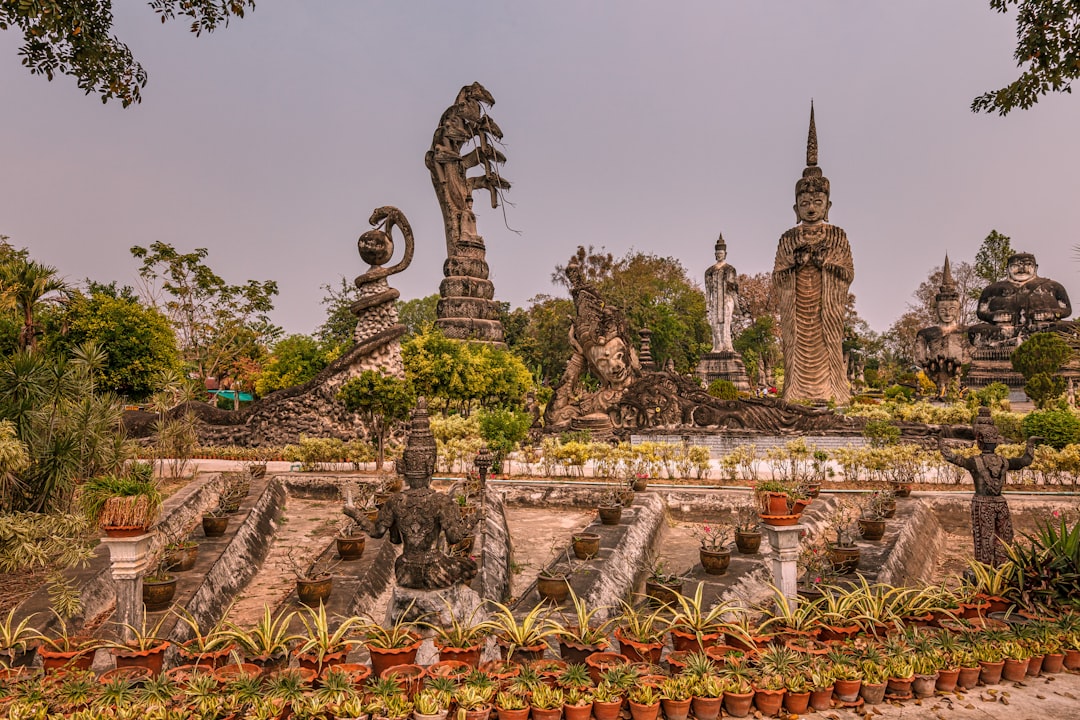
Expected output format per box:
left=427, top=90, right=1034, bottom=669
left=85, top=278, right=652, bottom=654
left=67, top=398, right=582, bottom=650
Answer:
left=938, top=409, right=1040, bottom=566
left=344, top=399, right=477, bottom=589
left=698, top=234, right=751, bottom=392
left=543, top=249, right=860, bottom=436
left=426, top=82, right=512, bottom=345
left=914, top=255, right=971, bottom=398
left=772, top=104, right=854, bottom=404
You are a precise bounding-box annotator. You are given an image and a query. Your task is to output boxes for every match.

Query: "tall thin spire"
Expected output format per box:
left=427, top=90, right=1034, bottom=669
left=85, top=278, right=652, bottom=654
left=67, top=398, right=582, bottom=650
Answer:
left=936, top=253, right=959, bottom=301
left=806, top=100, right=818, bottom=167
left=942, top=254, right=955, bottom=288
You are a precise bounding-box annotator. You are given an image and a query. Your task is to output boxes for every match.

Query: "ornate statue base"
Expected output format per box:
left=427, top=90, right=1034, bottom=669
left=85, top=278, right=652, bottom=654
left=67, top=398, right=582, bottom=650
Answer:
left=964, top=347, right=1026, bottom=389
left=696, top=351, right=752, bottom=394
left=388, top=582, right=484, bottom=628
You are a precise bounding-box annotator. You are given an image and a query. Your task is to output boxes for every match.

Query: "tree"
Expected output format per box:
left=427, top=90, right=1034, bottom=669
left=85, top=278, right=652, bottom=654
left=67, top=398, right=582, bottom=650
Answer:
left=316, top=277, right=361, bottom=349
left=0, top=0, right=254, bottom=107
left=337, top=370, right=415, bottom=469
left=504, top=294, right=574, bottom=386
left=131, top=242, right=280, bottom=386
left=974, top=230, right=1014, bottom=288
left=254, top=334, right=336, bottom=396
left=973, top=0, right=1080, bottom=115
left=477, top=408, right=532, bottom=473
left=47, top=287, right=181, bottom=399
left=0, top=247, right=68, bottom=351
left=396, top=294, right=439, bottom=339
left=734, top=316, right=780, bottom=388
left=1012, top=331, right=1073, bottom=407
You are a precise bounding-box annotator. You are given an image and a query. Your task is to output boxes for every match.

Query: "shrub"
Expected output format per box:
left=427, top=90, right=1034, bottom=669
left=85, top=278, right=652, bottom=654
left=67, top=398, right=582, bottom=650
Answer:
left=1022, top=409, right=1080, bottom=450
left=706, top=379, right=738, bottom=400
left=863, top=418, right=900, bottom=447
left=477, top=408, right=532, bottom=473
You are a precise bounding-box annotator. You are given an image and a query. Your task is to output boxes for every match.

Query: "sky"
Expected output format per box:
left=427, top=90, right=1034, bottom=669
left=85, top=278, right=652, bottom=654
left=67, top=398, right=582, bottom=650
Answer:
left=3, top=2, right=1079, bottom=338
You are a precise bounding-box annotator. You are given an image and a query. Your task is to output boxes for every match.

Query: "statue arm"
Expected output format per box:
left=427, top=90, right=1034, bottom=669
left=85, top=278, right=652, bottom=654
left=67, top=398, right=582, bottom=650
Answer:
left=1009, top=436, right=1043, bottom=470
left=938, top=439, right=970, bottom=469
left=439, top=500, right=470, bottom=545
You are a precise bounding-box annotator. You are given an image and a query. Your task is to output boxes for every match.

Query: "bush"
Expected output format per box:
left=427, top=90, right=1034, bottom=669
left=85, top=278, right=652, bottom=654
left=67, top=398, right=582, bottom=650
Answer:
left=1022, top=409, right=1080, bottom=450
left=969, top=382, right=1010, bottom=409
left=706, top=379, right=738, bottom=400
left=863, top=418, right=900, bottom=447
left=477, top=408, right=532, bottom=473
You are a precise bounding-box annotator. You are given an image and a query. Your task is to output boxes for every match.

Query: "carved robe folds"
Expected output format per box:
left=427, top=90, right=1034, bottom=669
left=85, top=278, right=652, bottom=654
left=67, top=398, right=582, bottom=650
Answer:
left=773, top=224, right=853, bottom=404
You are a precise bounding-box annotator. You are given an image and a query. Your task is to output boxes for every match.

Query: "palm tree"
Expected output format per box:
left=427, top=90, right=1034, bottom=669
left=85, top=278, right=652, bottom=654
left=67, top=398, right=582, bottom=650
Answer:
left=0, top=257, right=67, bottom=350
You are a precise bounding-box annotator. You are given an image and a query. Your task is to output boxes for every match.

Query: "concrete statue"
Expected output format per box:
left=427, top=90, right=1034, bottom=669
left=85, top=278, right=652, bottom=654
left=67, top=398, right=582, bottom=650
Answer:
left=968, top=252, right=1074, bottom=349
left=697, top=235, right=751, bottom=392
left=914, top=255, right=971, bottom=398
left=772, top=104, right=854, bottom=404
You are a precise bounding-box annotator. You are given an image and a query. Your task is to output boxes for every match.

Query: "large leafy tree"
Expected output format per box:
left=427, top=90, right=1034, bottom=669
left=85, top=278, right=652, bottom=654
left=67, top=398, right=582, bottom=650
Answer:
left=502, top=294, right=574, bottom=386
left=47, top=285, right=181, bottom=399
left=974, top=230, right=1014, bottom=288
left=254, top=334, right=336, bottom=396
left=973, top=0, right=1080, bottom=115
left=1012, top=331, right=1074, bottom=407
left=0, top=243, right=68, bottom=351
left=0, top=0, right=254, bottom=106
left=316, top=277, right=361, bottom=349
left=131, top=241, right=280, bottom=386
left=337, top=370, right=415, bottom=469
left=396, top=294, right=439, bottom=339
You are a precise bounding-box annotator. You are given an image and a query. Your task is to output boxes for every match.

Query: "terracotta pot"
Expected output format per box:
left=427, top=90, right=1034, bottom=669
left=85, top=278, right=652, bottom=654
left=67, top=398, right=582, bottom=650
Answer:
left=336, top=535, right=366, bottom=561
left=758, top=513, right=798, bottom=527
left=1002, top=657, right=1028, bottom=682
left=164, top=544, right=198, bottom=572
left=632, top=477, right=649, bottom=492
left=100, top=666, right=152, bottom=684
left=978, top=659, right=1005, bottom=685
left=248, top=652, right=288, bottom=674
left=753, top=687, right=785, bottom=715
left=571, top=533, right=600, bottom=560
left=890, top=482, right=912, bottom=498
left=598, top=505, right=622, bottom=525
left=976, top=594, right=1011, bottom=614
left=328, top=662, right=372, bottom=686
left=1065, top=649, right=1080, bottom=670
left=295, top=647, right=348, bottom=673
left=828, top=545, right=860, bottom=573
left=764, top=492, right=790, bottom=515
left=783, top=690, right=811, bottom=715
left=213, top=662, right=261, bottom=684
left=859, top=681, right=885, bottom=705
left=297, top=576, right=334, bottom=606
left=39, top=644, right=94, bottom=672
left=639, top=674, right=668, bottom=689
left=627, top=699, right=660, bottom=720
left=102, top=525, right=151, bottom=538
left=176, top=641, right=236, bottom=669
left=819, top=624, right=860, bottom=643
left=530, top=706, right=562, bottom=720
left=1026, top=654, right=1044, bottom=676
left=202, top=515, right=229, bottom=537
left=558, top=635, right=609, bottom=666
left=536, top=573, right=570, bottom=604
left=644, top=580, right=681, bottom=607
left=809, top=686, right=834, bottom=710
left=1043, top=652, right=1065, bottom=673
left=142, top=576, right=177, bottom=611
left=734, top=530, right=761, bottom=554
left=367, top=634, right=423, bottom=677
left=614, top=627, right=663, bottom=664
left=911, top=673, right=937, bottom=698
left=381, top=663, right=426, bottom=699
left=164, top=664, right=214, bottom=684
left=960, top=600, right=990, bottom=619
left=689, top=696, right=721, bottom=720
left=496, top=639, right=548, bottom=664
left=722, top=690, right=754, bottom=718
left=859, top=518, right=885, bottom=541
left=592, top=700, right=622, bottom=720
left=584, top=651, right=629, bottom=686
left=112, top=641, right=169, bottom=675
left=436, top=644, right=483, bottom=669
left=699, top=548, right=730, bottom=575
left=563, top=703, right=592, bottom=720
left=669, top=628, right=720, bottom=653
left=833, top=678, right=861, bottom=704
left=956, top=666, right=981, bottom=690
left=665, top=650, right=692, bottom=675
left=886, top=675, right=913, bottom=697
left=268, top=666, right=317, bottom=686
left=496, top=707, right=530, bottom=720
left=934, top=667, right=959, bottom=692
left=660, top=697, right=690, bottom=720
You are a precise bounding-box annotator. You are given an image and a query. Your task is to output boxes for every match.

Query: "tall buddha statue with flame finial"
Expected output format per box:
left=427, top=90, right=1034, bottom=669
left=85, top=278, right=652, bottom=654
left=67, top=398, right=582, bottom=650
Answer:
left=772, top=104, right=855, bottom=404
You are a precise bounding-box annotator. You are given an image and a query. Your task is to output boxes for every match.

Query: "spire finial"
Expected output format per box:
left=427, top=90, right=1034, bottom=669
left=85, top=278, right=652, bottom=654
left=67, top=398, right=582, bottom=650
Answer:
left=942, top=254, right=954, bottom=287
left=806, top=100, right=818, bottom=168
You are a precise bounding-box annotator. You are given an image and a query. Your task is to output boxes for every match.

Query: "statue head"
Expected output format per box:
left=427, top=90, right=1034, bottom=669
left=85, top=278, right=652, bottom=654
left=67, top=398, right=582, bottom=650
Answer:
left=1006, top=252, right=1038, bottom=284
left=936, top=298, right=961, bottom=325
left=714, top=235, right=727, bottom=263
left=973, top=406, right=1004, bottom=453
left=586, top=336, right=632, bottom=388
left=793, top=103, right=831, bottom=224
left=400, top=398, right=436, bottom=489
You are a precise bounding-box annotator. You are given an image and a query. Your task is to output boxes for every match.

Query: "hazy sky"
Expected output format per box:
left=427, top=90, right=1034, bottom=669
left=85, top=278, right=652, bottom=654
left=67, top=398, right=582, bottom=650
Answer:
left=3, top=2, right=1078, bottom=337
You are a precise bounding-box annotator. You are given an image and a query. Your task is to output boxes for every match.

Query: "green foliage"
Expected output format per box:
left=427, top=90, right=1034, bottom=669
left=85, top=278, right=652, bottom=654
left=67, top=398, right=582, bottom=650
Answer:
left=503, top=294, right=574, bottom=385
left=706, top=379, right=738, bottom=400
left=734, top=315, right=780, bottom=386
left=315, top=277, right=362, bottom=349
left=1012, top=333, right=1073, bottom=408
left=973, top=230, right=1014, bottom=286
left=255, top=334, right=337, bottom=396
left=396, top=294, right=440, bottom=339
left=337, top=371, right=415, bottom=469
left=970, top=381, right=1011, bottom=408
left=477, top=408, right=532, bottom=472
left=1005, top=515, right=1080, bottom=612
left=0, top=511, right=94, bottom=617
left=78, top=466, right=162, bottom=526
left=1022, top=408, right=1080, bottom=449
left=1025, top=373, right=1067, bottom=410
left=883, top=384, right=914, bottom=402
left=972, top=1, right=1080, bottom=115
left=0, top=0, right=254, bottom=107
left=863, top=418, right=901, bottom=447
left=0, top=244, right=67, bottom=351
left=47, top=289, right=181, bottom=399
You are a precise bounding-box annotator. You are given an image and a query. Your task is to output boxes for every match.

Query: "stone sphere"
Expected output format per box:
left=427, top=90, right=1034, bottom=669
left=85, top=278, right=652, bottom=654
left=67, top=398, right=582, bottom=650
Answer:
left=358, top=230, right=393, bottom=266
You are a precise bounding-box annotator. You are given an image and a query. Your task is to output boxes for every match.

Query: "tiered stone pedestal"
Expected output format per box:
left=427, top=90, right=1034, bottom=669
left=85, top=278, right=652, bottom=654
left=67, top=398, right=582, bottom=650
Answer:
left=964, top=347, right=1025, bottom=389
left=387, top=584, right=487, bottom=665
left=436, top=236, right=505, bottom=345
left=697, top=351, right=751, bottom=393
left=100, top=533, right=154, bottom=643
left=762, top=523, right=803, bottom=605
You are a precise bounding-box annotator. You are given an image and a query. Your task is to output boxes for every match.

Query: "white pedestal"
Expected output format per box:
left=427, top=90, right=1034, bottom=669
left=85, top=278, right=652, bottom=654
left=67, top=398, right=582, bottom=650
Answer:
left=762, top=523, right=804, bottom=605
left=100, top=533, right=154, bottom=642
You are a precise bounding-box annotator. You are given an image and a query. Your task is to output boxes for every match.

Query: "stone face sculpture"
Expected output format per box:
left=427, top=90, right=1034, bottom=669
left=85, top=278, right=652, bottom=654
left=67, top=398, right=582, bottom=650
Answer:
left=345, top=399, right=477, bottom=589
left=772, top=105, right=854, bottom=404
left=705, top=235, right=738, bottom=353
left=968, top=252, right=1074, bottom=348
left=938, top=409, right=1040, bottom=566
left=425, top=82, right=512, bottom=345
left=914, top=255, right=971, bottom=398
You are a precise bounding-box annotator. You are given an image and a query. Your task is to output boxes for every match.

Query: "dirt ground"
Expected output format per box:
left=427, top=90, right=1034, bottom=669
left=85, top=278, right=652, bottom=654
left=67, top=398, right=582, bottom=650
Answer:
left=503, top=506, right=596, bottom=602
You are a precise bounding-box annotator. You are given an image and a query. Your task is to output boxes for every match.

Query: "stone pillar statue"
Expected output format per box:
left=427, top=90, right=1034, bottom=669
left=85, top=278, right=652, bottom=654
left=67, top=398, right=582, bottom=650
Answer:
left=914, top=255, right=971, bottom=398
left=772, top=104, right=854, bottom=404
left=705, top=235, right=738, bottom=353
left=344, top=398, right=477, bottom=589
left=425, top=83, right=512, bottom=345
left=938, top=409, right=1041, bottom=566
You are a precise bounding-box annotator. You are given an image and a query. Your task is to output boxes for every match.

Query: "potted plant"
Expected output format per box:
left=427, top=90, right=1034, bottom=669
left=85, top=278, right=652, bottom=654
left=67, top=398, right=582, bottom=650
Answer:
left=563, top=687, right=593, bottom=720
left=537, top=565, right=572, bottom=605
left=826, top=500, right=861, bottom=573
left=643, top=560, right=683, bottom=607
left=807, top=660, right=835, bottom=711
left=632, top=474, right=649, bottom=493
left=414, top=688, right=449, bottom=720
left=571, top=531, right=601, bottom=561
left=172, top=607, right=235, bottom=668
left=483, top=600, right=554, bottom=664
left=858, top=490, right=890, bottom=541
left=294, top=602, right=362, bottom=673
left=424, top=600, right=489, bottom=668
left=591, top=681, right=625, bottom=720
left=0, top=609, right=38, bottom=669
left=287, top=550, right=338, bottom=607
left=858, top=658, right=887, bottom=705
left=336, top=516, right=367, bottom=561
left=627, top=683, right=661, bottom=720
left=201, top=506, right=230, bottom=537
left=494, top=690, right=530, bottom=720
left=669, top=582, right=736, bottom=651
left=221, top=605, right=300, bottom=671
left=689, top=674, right=723, bottom=720
left=614, top=600, right=668, bottom=664
left=691, top=522, right=732, bottom=575
left=360, top=606, right=425, bottom=676
left=163, top=537, right=199, bottom=572
left=218, top=472, right=250, bottom=513
left=884, top=656, right=915, bottom=698
left=658, top=675, right=692, bottom=720
left=733, top=503, right=761, bottom=554
left=530, top=683, right=565, bottom=720
left=34, top=613, right=100, bottom=673
left=720, top=665, right=755, bottom=718
left=80, top=465, right=162, bottom=537
left=104, top=612, right=172, bottom=675
left=547, top=589, right=613, bottom=665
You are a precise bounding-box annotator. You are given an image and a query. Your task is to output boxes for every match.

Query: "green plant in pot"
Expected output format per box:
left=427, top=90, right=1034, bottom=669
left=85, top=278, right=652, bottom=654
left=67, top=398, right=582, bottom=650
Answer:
left=614, top=599, right=668, bottom=663
left=80, top=463, right=162, bottom=536
left=423, top=598, right=489, bottom=667
left=171, top=606, right=235, bottom=667
left=549, top=588, right=614, bottom=664
left=692, top=522, right=732, bottom=575
left=286, top=549, right=338, bottom=607
left=733, top=502, right=762, bottom=554
left=221, top=606, right=300, bottom=670
left=295, top=602, right=362, bottom=672
left=358, top=603, right=425, bottom=676
left=643, top=560, right=684, bottom=607
left=669, top=582, right=738, bottom=651
left=0, top=609, right=39, bottom=669
left=142, top=551, right=178, bottom=612
left=103, top=611, right=172, bottom=675
left=482, top=600, right=555, bottom=663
